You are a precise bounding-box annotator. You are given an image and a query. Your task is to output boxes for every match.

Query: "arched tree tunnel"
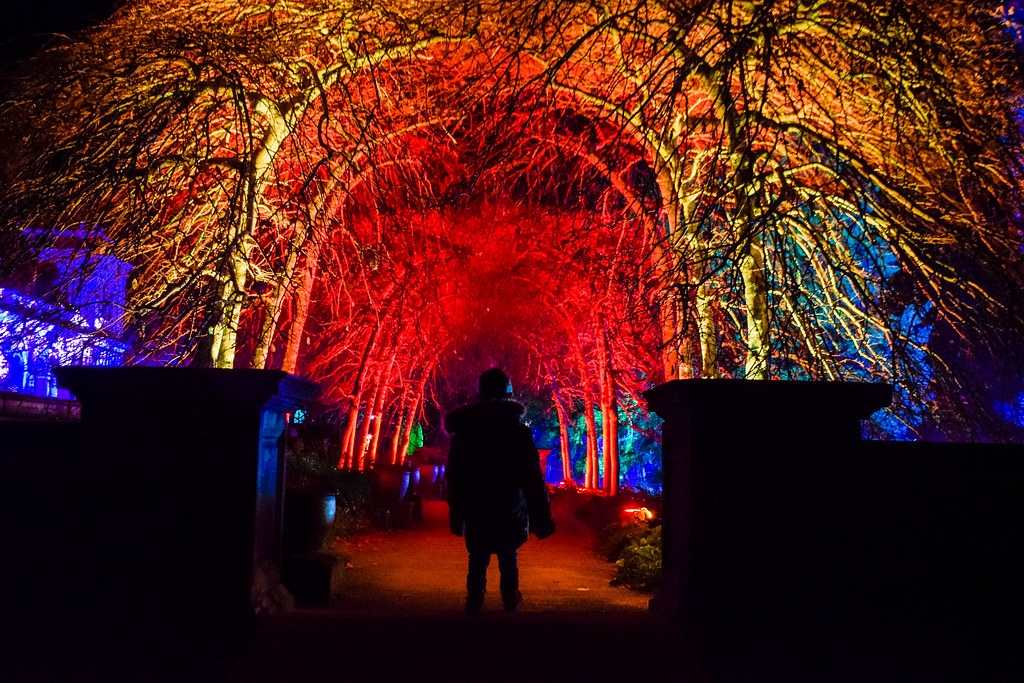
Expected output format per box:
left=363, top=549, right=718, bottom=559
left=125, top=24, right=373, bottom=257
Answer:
left=261, top=107, right=668, bottom=491
left=2, top=0, right=1023, bottom=485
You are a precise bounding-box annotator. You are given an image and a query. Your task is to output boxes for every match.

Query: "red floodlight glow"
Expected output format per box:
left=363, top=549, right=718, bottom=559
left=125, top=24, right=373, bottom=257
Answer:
left=624, top=507, right=654, bottom=522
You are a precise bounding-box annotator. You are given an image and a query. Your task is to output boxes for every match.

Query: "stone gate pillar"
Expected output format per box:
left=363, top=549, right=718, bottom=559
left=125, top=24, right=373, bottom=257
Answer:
left=644, top=379, right=890, bottom=649
left=53, top=366, right=320, bottom=639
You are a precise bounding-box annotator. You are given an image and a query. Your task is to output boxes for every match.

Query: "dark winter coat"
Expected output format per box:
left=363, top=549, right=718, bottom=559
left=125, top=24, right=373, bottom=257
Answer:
left=445, top=399, right=555, bottom=554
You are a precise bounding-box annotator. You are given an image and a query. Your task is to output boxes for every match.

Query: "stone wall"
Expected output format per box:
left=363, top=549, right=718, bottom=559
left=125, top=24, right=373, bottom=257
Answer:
left=646, top=379, right=1023, bottom=679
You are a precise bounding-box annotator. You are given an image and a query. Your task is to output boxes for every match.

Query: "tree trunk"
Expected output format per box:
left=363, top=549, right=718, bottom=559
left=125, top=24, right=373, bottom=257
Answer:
left=597, top=324, right=619, bottom=495
left=741, top=244, right=769, bottom=379
left=356, top=361, right=387, bottom=470
left=212, top=126, right=276, bottom=369
left=388, top=398, right=406, bottom=465
left=338, top=326, right=381, bottom=468
left=341, top=402, right=360, bottom=469
left=563, top=318, right=598, bottom=490
left=252, top=284, right=288, bottom=370
left=211, top=251, right=248, bottom=369
left=728, top=117, right=771, bottom=379
left=397, top=395, right=421, bottom=465
left=366, top=356, right=396, bottom=466
left=253, top=228, right=307, bottom=370
left=552, top=388, right=573, bottom=484
left=282, top=246, right=321, bottom=375
left=695, top=281, right=719, bottom=378
left=397, top=360, right=434, bottom=465
left=659, top=294, right=682, bottom=381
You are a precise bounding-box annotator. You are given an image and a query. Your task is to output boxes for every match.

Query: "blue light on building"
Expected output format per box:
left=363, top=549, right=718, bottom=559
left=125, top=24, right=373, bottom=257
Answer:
left=0, top=229, right=130, bottom=399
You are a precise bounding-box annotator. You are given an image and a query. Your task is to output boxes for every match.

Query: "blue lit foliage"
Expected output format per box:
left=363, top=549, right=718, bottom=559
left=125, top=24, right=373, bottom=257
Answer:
left=631, top=4, right=1024, bottom=441
left=994, top=392, right=1024, bottom=429
left=694, top=192, right=940, bottom=438
left=529, top=401, right=661, bottom=493
left=614, top=405, right=663, bottom=493
left=767, top=207, right=936, bottom=438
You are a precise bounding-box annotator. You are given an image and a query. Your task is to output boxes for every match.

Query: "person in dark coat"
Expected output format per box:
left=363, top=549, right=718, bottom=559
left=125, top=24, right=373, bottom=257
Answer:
left=445, top=368, right=555, bottom=615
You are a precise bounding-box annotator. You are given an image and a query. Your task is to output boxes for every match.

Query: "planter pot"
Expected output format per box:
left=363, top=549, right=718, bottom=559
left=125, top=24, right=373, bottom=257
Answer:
left=416, top=464, right=442, bottom=499
left=407, top=466, right=421, bottom=497
left=283, top=490, right=337, bottom=555
left=418, top=464, right=440, bottom=485
left=369, top=467, right=410, bottom=506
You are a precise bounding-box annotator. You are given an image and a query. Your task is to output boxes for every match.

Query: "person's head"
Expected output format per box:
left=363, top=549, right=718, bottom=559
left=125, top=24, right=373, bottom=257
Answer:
left=478, top=368, right=513, bottom=401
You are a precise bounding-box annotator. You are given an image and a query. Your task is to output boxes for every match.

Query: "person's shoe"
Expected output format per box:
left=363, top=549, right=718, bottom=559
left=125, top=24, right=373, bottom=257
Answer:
left=502, top=589, right=522, bottom=612
left=465, top=593, right=484, bottom=616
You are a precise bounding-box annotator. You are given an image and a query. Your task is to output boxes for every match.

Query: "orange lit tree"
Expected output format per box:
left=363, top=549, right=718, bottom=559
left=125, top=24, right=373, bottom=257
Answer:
left=1, top=0, right=1022, bottom=474
left=478, top=0, right=1024, bottom=437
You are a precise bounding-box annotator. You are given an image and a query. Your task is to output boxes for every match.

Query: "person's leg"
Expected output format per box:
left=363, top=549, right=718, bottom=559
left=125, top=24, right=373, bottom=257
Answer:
left=497, top=548, right=520, bottom=611
left=466, top=550, right=490, bottom=615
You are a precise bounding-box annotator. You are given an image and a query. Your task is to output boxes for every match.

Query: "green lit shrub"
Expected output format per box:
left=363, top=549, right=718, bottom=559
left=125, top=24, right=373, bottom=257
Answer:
left=407, top=421, right=424, bottom=454
left=599, top=522, right=648, bottom=562
left=615, top=525, right=662, bottom=591
left=559, top=487, right=663, bottom=592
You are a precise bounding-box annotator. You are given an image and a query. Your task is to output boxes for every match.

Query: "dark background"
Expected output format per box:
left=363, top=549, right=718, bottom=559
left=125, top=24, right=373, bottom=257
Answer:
left=0, top=1, right=118, bottom=64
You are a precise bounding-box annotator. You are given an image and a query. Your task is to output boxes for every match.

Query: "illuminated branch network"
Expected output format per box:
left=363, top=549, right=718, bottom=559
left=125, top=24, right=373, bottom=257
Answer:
left=1, top=0, right=1022, bottom=471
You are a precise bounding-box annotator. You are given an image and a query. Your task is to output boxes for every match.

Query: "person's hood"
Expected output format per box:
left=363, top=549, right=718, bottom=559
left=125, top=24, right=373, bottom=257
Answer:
left=444, top=399, right=526, bottom=435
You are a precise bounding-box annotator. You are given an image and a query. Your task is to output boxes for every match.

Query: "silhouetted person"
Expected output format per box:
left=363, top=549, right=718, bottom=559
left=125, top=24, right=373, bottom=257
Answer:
left=445, top=368, right=555, bottom=615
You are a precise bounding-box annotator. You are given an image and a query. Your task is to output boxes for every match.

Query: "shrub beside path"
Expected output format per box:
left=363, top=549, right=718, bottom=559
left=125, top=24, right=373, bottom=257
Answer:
left=230, top=498, right=707, bottom=682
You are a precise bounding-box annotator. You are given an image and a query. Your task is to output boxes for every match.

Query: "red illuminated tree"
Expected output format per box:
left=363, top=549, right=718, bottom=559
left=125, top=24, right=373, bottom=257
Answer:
left=1, top=0, right=1022, bottom=454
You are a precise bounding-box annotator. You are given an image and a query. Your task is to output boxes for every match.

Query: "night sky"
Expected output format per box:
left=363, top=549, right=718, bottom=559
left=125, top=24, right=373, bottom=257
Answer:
left=0, top=1, right=118, bottom=64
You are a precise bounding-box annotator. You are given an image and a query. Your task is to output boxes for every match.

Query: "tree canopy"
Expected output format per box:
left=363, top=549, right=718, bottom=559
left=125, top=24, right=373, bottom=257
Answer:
left=1, top=0, right=1022, bottom=468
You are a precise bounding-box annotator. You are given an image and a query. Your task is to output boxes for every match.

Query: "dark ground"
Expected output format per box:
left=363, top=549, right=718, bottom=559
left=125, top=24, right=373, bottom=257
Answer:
left=6, top=498, right=705, bottom=682
left=9, top=492, right=1004, bottom=682
left=228, top=499, right=705, bottom=682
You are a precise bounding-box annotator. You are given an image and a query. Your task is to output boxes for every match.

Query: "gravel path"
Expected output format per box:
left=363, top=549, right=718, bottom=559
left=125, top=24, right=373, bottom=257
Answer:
left=331, top=499, right=651, bottom=614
